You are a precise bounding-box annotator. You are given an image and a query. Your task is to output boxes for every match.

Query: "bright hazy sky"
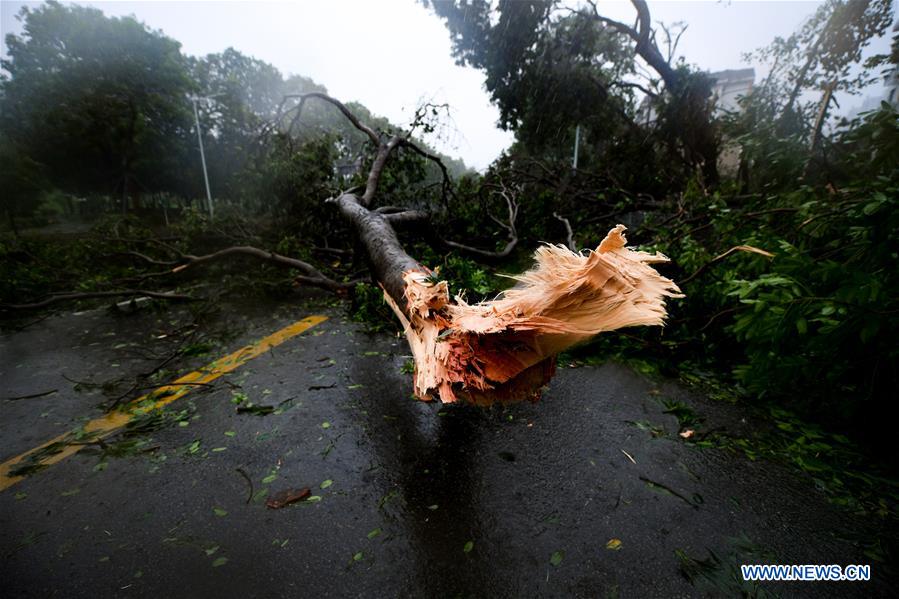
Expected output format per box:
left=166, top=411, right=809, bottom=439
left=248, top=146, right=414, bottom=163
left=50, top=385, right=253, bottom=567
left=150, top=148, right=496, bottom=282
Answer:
left=1, top=1, right=891, bottom=169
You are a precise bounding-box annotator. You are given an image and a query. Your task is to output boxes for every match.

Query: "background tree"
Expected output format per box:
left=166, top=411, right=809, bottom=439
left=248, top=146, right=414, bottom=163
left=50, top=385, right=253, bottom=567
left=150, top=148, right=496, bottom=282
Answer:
left=0, top=1, right=194, bottom=210
left=730, top=0, right=894, bottom=190
left=427, top=0, right=720, bottom=185
left=0, top=132, right=46, bottom=235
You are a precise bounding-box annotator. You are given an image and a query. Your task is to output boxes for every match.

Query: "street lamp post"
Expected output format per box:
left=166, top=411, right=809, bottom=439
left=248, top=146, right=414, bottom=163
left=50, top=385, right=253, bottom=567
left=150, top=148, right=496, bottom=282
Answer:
left=572, top=124, right=581, bottom=170
left=189, top=93, right=222, bottom=218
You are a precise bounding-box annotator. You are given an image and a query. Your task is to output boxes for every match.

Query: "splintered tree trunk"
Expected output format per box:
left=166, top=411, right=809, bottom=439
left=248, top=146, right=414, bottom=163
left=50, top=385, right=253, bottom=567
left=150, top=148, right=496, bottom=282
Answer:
left=336, top=187, right=680, bottom=406
left=7, top=90, right=682, bottom=407
left=295, top=94, right=680, bottom=406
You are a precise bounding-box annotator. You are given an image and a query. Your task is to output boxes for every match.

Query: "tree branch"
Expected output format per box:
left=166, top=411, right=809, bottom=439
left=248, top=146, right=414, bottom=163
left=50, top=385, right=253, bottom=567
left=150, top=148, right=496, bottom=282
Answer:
left=328, top=193, right=423, bottom=308
left=277, top=92, right=380, bottom=145
left=2, top=290, right=196, bottom=311
left=610, top=79, right=658, bottom=98
left=107, top=250, right=178, bottom=266
left=680, top=245, right=775, bottom=285
left=400, top=139, right=458, bottom=206
left=361, top=134, right=404, bottom=206
left=553, top=212, right=576, bottom=251
left=443, top=182, right=519, bottom=260
left=586, top=0, right=679, bottom=91
left=384, top=210, right=430, bottom=226
left=170, top=246, right=352, bottom=293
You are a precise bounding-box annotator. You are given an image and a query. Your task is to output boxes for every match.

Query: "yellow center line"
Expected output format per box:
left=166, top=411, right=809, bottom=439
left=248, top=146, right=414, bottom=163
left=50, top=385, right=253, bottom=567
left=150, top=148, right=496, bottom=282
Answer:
left=0, top=315, right=328, bottom=492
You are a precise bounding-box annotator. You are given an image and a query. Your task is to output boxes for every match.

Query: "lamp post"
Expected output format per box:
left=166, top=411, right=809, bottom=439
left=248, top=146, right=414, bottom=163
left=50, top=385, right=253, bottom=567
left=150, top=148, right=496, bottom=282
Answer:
left=189, top=93, right=223, bottom=218
left=572, top=124, right=581, bottom=170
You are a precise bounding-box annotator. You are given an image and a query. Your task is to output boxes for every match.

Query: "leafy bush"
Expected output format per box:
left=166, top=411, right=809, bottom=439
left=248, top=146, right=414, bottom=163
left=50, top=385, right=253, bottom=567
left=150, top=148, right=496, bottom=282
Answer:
left=637, top=104, right=899, bottom=448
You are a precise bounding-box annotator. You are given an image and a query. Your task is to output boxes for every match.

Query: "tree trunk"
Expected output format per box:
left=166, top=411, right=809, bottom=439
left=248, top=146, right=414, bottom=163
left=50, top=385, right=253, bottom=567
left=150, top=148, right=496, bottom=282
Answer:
left=283, top=94, right=684, bottom=407
left=331, top=193, right=422, bottom=307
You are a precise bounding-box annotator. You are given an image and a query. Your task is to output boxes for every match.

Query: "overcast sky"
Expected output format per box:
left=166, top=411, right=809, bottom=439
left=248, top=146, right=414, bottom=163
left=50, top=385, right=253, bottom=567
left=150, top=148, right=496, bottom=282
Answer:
left=2, top=1, right=892, bottom=169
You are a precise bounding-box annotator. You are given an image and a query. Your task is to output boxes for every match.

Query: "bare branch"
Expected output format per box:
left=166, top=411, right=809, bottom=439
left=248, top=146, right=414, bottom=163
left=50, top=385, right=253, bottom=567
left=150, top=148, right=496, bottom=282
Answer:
left=444, top=182, right=519, bottom=260
left=680, top=245, right=775, bottom=285
left=108, top=251, right=178, bottom=266
left=374, top=205, right=410, bottom=214
left=610, top=79, right=658, bottom=98
left=384, top=210, right=430, bottom=226
left=586, top=0, right=679, bottom=91
left=362, top=134, right=404, bottom=206
left=277, top=93, right=455, bottom=210
left=553, top=212, right=576, bottom=251
left=4, top=389, right=59, bottom=401
left=170, top=246, right=352, bottom=293
left=2, top=290, right=196, bottom=311
left=807, top=79, right=838, bottom=155
left=278, top=92, right=380, bottom=145
left=311, top=246, right=353, bottom=257
left=671, top=23, right=688, bottom=63
left=400, top=139, right=458, bottom=206
left=286, top=95, right=307, bottom=137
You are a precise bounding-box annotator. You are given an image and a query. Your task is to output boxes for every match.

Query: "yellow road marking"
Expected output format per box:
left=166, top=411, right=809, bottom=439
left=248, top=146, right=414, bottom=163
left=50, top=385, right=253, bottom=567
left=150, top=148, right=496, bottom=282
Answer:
left=0, top=315, right=328, bottom=491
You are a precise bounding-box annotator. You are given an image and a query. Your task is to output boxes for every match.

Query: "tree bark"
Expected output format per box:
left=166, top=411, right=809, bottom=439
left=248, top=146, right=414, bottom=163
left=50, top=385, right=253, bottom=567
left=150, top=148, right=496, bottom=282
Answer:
left=331, top=193, right=422, bottom=308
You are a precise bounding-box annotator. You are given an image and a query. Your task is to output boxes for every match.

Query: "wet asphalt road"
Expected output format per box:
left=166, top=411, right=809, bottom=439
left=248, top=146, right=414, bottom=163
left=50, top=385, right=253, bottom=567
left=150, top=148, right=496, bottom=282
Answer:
left=0, top=299, right=893, bottom=598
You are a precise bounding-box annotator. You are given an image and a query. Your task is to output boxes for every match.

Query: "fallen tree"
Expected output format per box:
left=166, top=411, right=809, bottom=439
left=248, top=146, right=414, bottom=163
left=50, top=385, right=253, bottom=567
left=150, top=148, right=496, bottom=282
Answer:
left=284, top=93, right=681, bottom=406
left=7, top=93, right=682, bottom=406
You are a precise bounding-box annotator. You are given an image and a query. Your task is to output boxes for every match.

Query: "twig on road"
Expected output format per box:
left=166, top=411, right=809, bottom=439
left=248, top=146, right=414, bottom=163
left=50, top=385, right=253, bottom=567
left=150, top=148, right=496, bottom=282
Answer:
left=236, top=468, right=254, bottom=504
left=4, top=389, right=59, bottom=401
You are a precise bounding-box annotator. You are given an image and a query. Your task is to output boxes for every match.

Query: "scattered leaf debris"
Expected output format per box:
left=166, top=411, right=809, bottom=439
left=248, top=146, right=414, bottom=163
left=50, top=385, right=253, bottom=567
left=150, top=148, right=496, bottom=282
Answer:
left=266, top=487, right=311, bottom=509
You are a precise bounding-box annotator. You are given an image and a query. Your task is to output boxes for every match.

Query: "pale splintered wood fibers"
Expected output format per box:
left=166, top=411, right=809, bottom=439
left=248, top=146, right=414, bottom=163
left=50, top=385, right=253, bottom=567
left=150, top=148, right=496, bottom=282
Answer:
left=384, top=225, right=682, bottom=406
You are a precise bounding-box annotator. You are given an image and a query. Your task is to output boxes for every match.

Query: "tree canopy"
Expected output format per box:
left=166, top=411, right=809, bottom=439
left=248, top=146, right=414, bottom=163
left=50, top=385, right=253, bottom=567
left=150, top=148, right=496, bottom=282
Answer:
left=1, top=1, right=193, bottom=199
left=0, top=0, right=467, bottom=221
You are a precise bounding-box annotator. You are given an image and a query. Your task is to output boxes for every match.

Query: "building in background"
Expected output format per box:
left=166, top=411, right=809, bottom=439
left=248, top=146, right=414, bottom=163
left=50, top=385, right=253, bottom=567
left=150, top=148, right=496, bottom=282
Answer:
left=710, top=68, right=755, bottom=176
left=637, top=67, right=755, bottom=123
left=635, top=67, right=755, bottom=177
left=709, top=68, right=756, bottom=114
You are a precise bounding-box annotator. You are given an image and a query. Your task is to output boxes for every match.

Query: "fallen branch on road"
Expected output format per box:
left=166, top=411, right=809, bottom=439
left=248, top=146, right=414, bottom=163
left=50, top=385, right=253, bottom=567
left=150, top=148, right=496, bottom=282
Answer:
left=4, top=389, right=59, bottom=401
left=2, top=289, right=196, bottom=310
left=168, top=246, right=353, bottom=294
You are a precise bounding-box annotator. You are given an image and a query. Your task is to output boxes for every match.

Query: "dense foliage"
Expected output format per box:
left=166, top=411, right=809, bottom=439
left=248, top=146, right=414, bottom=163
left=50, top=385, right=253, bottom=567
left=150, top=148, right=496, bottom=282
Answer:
left=650, top=104, right=898, bottom=446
